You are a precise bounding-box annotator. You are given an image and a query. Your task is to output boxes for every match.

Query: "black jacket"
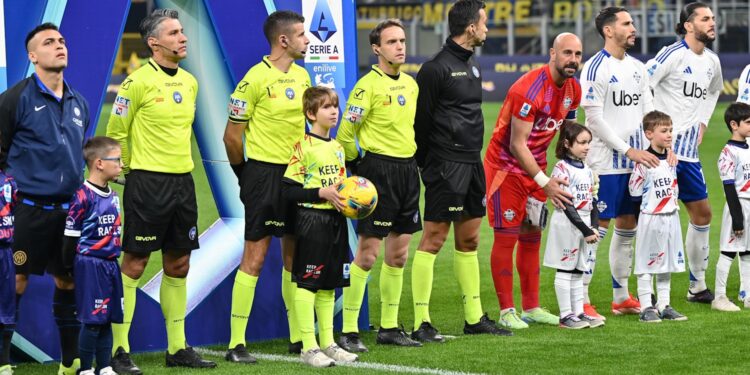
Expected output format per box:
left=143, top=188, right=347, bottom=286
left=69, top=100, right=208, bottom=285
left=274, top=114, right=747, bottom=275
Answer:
left=414, top=38, right=484, bottom=166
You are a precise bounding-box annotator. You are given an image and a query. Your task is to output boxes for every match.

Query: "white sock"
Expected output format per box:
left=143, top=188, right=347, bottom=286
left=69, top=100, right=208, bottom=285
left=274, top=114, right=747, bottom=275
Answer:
left=715, top=253, right=734, bottom=297
left=611, top=227, right=636, bottom=303
left=739, top=254, right=750, bottom=301
left=637, top=274, right=653, bottom=309
left=571, top=272, right=584, bottom=316
left=555, top=271, right=573, bottom=318
left=656, top=273, right=671, bottom=312
left=583, top=226, right=607, bottom=304
left=686, top=223, right=710, bottom=293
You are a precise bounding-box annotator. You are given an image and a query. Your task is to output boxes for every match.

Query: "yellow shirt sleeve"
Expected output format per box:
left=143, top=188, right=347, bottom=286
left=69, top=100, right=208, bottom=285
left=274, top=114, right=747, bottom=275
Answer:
left=338, top=80, right=372, bottom=161
left=227, top=71, right=259, bottom=124
left=106, top=77, right=142, bottom=174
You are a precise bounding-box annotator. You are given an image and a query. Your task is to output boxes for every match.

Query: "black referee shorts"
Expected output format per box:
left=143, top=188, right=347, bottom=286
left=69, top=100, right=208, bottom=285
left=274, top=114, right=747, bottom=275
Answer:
left=421, top=154, right=487, bottom=222
left=13, top=196, right=69, bottom=276
left=123, top=170, right=199, bottom=254
left=240, top=159, right=295, bottom=241
left=292, top=208, right=351, bottom=291
left=356, top=153, right=422, bottom=238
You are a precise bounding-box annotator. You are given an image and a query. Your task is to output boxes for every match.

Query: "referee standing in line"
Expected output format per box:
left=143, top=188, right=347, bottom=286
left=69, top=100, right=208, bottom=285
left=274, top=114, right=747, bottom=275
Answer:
left=106, top=9, right=216, bottom=372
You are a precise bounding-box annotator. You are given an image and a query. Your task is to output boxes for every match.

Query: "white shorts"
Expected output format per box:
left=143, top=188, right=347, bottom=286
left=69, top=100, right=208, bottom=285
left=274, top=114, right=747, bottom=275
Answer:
left=719, top=199, right=750, bottom=252
left=543, top=210, right=592, bottom=272
left=634, top=213, right=685, bottom=275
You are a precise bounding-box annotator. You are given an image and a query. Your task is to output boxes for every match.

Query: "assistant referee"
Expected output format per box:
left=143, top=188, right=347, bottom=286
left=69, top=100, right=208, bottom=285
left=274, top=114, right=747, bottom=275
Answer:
left=106, top=9, right=215, bottom=372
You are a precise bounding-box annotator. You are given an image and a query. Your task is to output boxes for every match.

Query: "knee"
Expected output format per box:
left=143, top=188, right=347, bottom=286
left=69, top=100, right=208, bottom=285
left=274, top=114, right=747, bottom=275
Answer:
left=421, top=229, right=448, bottom=252
left=386, top=250, right=408, bottom=268
left=456, top=233, right=480, bottom=251
left=15, top=274, right=28, bottom=294
left=53, top=275, right=75, bottom=290
left=164, top=257, right=190, bottom=278
left=355, top=248, right=378, bottom=270
left=122, top=256, right=148, bottom=279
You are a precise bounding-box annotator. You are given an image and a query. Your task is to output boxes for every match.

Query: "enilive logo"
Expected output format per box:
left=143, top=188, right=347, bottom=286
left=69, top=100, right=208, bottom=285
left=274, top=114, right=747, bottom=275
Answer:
left=310, top=0, right=337, bottom=43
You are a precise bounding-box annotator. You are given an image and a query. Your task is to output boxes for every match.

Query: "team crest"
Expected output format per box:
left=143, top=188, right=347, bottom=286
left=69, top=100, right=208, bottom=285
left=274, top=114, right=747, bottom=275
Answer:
left=189, top=226, right=197, bottom=241
left=397, top=95, right=406, bottom=106
left=482, top=196, right=487, bottom=207
left=285, top=88, right=295, bottom=99
left=563, top=97, right=572, bottom=109
left=597, top=200, right=607, bottom=213
left=74, top=107, right=81, bottom=117
left=472, top=66, right=480, bottom=78
left=503, top=209, right=516, bottom=222
left=413, top=211, right=419, bottom=223
left=2, top=183, right=12, bottom=202
left=633, top=70, right=642, bottom=84
left=13, top=251, right=26, bottom=266
left=65, top=216, right=75, bottom=228
left=173, top=91, right=183, bottom=103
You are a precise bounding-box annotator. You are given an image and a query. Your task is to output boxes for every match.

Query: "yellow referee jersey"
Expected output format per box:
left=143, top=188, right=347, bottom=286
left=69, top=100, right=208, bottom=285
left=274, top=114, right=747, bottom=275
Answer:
left=228, top=56, right=311, bottom=164
left=106, top=59, right=198, bottom=174
left=337, top=65, right=418, bottom=161
left=283, top=133, right=346, bottom=210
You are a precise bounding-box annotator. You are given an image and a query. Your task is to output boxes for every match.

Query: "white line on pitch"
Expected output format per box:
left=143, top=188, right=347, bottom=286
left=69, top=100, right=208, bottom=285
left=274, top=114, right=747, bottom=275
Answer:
left=195, top=348, right=486, bottom=375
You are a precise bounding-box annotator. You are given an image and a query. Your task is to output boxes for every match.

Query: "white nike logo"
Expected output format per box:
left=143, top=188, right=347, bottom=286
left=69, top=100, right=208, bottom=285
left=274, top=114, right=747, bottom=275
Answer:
left=34, top=105, right=46, bottom=111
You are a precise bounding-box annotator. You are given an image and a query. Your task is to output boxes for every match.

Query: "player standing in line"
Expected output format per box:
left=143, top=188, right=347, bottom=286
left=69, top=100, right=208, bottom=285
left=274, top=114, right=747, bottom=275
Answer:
left=0, top=165, right=16, bottom=375
left=336, top=19, right=422, bottom=351
left=645, top=1, right=722, bottom=303
left=0, top=23, right=90, bottom=375
left=107, top=10, right=215, bottom=372
left=223, top=11, right=311, bottom=363
left=543, top=123, right=604, bottom=329
left=484, top=33, right=582, bottom=329
left=63, top=137, right=124, bottom=375
left=580, top=7, right=657, bottom=318
left=412, top=0, right=510, bottom=337
left=282, top=87, right=358, bottom=367
left=629, top=111, right=688, bottom=323
left=713, top=102, right=750, bottom=311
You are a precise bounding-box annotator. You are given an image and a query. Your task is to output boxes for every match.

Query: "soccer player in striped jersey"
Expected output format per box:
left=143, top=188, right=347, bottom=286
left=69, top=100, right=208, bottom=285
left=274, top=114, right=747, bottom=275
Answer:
left=336, top=19, right=423, bottom=350
left=713, top=102, right=750, bottom=311
left=645, top=2, right=722, bottom=304
left=484, top=33, right=582, bottom=329
left=629, top=111, right=687, bottom=323
left=580, top=7, right=656, bottom=318
left=738, top=64, right=750, bottom=104
left=223, top=11, right=311, bottom=363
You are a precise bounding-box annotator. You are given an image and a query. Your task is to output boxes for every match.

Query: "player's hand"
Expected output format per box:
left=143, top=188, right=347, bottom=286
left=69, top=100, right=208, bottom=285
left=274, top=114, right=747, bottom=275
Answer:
left=542, top=177, right=572, bottom=208
left=666, top=148, right=678, bottom=167
left=625, top=148, right=660, bottom=168
left=698, top=123, right=707, bottom=145
left=584, top=232, right=599, bottom=244
left=592, top=172, right=600, bottom=198
left=113, top=175, right=127, bottom=185
left=734, top=229, right=744, bottom=237
left=319, top=183, right=345, bottom=212
left=230, top=160, right=246, bottom=181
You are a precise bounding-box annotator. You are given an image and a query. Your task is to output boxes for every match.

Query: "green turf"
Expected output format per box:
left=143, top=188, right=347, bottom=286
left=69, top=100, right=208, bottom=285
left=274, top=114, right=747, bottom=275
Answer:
left=17, top=102, right=750, bottom=374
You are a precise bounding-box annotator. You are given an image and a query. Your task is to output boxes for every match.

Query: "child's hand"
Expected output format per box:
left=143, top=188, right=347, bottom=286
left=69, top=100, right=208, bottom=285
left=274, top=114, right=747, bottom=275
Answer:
left=319, top=183, right=345, bottom=212
left=734, top=229, right=744, bottom=237
left=584, top=232, right=599, bottom=244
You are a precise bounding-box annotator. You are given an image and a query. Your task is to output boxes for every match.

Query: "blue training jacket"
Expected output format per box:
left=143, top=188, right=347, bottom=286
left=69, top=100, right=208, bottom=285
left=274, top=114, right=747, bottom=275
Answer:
left=0, top=74, right=90, bottom=202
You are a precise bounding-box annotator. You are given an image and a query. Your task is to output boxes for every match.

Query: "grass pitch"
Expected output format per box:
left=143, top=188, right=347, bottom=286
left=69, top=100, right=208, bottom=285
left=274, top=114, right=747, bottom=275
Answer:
left=17, top=102, right=750, bottom=374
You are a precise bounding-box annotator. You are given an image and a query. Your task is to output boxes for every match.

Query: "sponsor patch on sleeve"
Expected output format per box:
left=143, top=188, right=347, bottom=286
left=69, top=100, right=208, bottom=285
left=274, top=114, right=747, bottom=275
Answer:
left=345, top=105, right=365, bottom=124
left=519, top=102, right=532, bottom=118
left=228, top=97, right=248, bottom=118
left=112, top=96, right=130, bottom=117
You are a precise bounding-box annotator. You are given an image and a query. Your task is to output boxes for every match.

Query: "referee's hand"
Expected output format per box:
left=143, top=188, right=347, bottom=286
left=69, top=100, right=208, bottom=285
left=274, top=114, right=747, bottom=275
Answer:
left=320, top=183, right=345, bottom=212
left=230, top=160, right=246, bottom=186
left=114, top=175, right=127, bottom=185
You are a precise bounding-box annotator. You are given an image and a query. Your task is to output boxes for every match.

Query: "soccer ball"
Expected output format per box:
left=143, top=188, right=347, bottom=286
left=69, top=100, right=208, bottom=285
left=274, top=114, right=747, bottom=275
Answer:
left=337, top=176, right=378, bottom=219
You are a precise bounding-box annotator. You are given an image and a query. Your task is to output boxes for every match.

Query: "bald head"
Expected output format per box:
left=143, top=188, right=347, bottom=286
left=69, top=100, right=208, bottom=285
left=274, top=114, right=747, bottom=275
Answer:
left=549, top=33, right=582, bottom=83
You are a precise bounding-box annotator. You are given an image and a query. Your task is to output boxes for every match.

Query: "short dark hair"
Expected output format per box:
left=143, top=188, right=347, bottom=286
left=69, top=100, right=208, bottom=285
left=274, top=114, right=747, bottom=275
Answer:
left=303, top=87, right=339, bottom=122
left=555, top=122, right=592, bottom=159
left=83, top=136, right=121, bottom=169
left=643, top=110, right=672, bottom=132
left=25, top=23, right=59, bottom=52
left=139, top=9, right=180, bottom=51
left=263, top=11, right=305, bottom=45
left=595, top=6, right=628, bottom=39
left=369, top=19, right=405, bottom=46
left=724, top=102, right=750, bottom=133
left=448, top=0, right=486, bottom=38
left=675, top=2, right=710, bottom=35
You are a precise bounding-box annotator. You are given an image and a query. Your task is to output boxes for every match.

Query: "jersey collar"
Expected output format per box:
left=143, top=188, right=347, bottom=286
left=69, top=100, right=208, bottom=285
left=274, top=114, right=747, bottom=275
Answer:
left=728, top=139, right=749, bottom=149
left=33, top=73, right=71, bottom=102
left=646, top=146, right=668, bottom=160
left=147, top=58, right=180, bottom=76
left=371, top=65, right=400, bottom=80
left=84, top=180, right=113, bottom=197
left=563, top=157, right=585, bottom=168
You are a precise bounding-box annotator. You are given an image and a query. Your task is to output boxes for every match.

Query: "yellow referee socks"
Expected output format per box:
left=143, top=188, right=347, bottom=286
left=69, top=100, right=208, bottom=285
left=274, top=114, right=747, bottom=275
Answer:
left=411, top=250, right=436, bottom=331
left=160, top=274, right=187, bottom=355
left=454, top=250, right=483, bottom=325
left=295, top=287, right=318, bottom=352
left=281, top=269, right=301, bottom=344
left=380, top=263, right=404, bottom=329
left=112, top=273, right=139, bottom=354
left=342, top=263, right=369, bottom=333
left=229, top=270, right=257, bottom=349
left=315, top=289, right=335, bottom=349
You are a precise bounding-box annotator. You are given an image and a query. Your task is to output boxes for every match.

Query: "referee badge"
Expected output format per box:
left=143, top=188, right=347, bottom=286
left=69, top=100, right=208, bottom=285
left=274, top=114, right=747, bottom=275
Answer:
left=285, top=88, right=295, bottom=99
left=173, top=91, right=183, bottom=103
left=189, top=226, right=197, bottom=241
left=472, top=66, right=480, bottom=78
left=397, top=95, right=406, bottom=106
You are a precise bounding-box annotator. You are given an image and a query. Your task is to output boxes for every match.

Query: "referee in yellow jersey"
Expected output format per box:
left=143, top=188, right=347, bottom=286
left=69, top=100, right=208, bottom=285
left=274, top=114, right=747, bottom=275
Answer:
left=106, top=10, right=216, bottom=372
left=222, top=11, right=311, bottom=364
left=336, top=19, right=423, bottom=352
